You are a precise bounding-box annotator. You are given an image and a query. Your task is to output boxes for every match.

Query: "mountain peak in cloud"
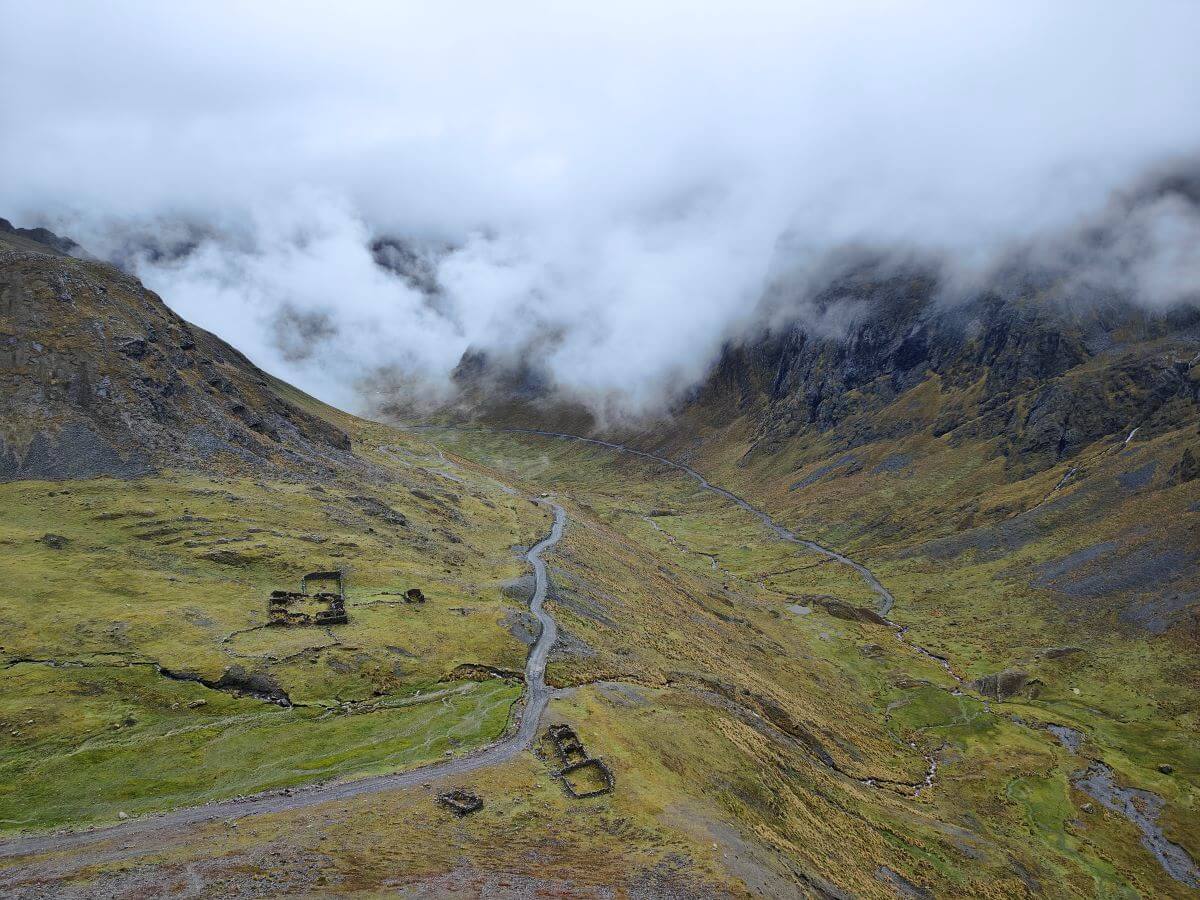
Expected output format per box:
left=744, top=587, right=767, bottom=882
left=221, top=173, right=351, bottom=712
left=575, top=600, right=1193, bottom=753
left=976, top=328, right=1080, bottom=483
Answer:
left=3, top=2, right=1199, bottom=416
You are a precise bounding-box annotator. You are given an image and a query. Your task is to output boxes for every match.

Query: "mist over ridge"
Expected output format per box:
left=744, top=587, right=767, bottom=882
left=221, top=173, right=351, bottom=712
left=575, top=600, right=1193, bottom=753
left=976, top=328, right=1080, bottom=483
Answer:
left=3, top=1, right=1199, bottom=417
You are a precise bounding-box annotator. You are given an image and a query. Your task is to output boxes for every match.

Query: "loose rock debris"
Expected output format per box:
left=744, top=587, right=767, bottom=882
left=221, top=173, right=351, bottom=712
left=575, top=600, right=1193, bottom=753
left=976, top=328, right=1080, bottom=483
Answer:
left=546, top=724, right=615, bottom=799
left=371, top=586, right=429, bottom=606
left=437, top=789, right=483, bottom=816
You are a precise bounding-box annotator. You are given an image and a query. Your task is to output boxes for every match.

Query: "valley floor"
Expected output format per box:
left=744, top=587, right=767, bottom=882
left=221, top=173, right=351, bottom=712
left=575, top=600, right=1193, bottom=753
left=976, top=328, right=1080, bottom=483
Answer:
left=0, top=422, right=1197, bottom=897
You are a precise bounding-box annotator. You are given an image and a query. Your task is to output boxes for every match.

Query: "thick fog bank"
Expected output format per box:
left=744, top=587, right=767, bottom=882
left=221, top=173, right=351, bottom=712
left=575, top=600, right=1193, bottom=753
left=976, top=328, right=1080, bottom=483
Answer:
left=2, top=2, right=1198, bottom=415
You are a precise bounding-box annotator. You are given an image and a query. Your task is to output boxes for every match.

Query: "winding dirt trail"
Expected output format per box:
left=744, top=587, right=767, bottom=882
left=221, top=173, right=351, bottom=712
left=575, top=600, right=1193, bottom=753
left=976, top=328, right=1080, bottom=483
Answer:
left=6, top=424, right=1195, bottom=893
left=489, top=429, right=969, bottom=685
left=495, top=428, right=897, bottom=616
left=502, top=428, right=1198, bottom=888
left=467, top=429, right=973, bottom=797
left=434, top=427, right=1200, bottom=887
left=0, top=502, right=567, bottom=860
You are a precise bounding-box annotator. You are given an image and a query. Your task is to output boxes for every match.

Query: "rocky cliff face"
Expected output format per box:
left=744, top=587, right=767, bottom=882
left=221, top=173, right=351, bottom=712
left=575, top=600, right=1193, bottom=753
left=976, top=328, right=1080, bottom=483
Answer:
left=436, top=263, right=1200, bottom=644
left=697, top=269, right=1200, bottom=475
left=444, top=260, right=1200, bottom=484
left=0, top=226, right=354, bottom=481
left=0, top=217, right=83, bottom=257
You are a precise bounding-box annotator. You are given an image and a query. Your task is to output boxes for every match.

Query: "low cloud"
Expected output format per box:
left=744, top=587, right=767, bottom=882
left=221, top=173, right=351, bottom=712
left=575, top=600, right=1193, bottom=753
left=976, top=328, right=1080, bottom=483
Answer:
left=2, top=2, right=1198, bottom=416
left=1033, top=170, right=1200, bottom=310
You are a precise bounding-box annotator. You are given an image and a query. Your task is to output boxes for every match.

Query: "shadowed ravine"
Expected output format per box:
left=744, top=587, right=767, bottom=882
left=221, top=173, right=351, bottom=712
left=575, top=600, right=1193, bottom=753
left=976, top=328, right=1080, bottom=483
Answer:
left=0, top=502, right=567, bottom=859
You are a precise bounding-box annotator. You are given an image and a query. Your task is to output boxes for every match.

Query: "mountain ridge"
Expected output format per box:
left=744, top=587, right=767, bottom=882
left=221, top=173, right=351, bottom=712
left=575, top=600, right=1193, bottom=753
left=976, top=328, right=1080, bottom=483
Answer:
left=0, top=224, right=357, bottom=482
left=1, top=215, right=1198, bottom=896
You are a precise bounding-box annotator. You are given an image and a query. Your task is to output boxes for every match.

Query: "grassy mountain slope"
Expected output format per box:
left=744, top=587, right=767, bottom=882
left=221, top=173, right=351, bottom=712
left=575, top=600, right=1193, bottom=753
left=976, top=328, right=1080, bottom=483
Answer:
left=0, top=231, right=547, bottom=831
left=0, top=229, right=354, bottom=481
left=419, top=265, right=1200, bottom=894
left=425, top=425, right=1199, bottom=898
left=2, top=224, right=1198, bottom=896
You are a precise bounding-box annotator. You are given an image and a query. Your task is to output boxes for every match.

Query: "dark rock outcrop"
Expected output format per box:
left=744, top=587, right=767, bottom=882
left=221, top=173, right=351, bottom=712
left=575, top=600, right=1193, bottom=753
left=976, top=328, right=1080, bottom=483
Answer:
left=972, top=670, right=1042, bottom=701
left=703, top=277, right=1199, bottom=476
left=212, top=665, right=289, bottom=704
left=1, top=226, right=357, bottom=481
left=350, top=496, right=407, bottom=526
left=0, top=218, right=81, bottom=257
left=1175, top=446, right=1200, bottom=483
left=813, top=598, right=890, bottom=627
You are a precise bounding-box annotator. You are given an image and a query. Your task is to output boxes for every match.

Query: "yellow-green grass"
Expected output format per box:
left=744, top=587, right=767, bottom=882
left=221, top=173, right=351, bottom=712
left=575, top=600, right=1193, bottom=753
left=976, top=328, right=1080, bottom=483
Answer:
left=423, top=424, right=1200, bottom=896
left=0, top=662, right=517, bottom=832
left=0, top=423, right=551, bottom=831
left=3, top=413, right=1196, bottom=894
left=24, top=682, right=1122, bottom=898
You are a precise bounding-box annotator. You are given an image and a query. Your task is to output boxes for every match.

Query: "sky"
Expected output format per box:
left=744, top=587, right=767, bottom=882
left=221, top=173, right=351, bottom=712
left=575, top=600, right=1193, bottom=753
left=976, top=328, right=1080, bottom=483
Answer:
left=2, top=1, right=1199, bottom=416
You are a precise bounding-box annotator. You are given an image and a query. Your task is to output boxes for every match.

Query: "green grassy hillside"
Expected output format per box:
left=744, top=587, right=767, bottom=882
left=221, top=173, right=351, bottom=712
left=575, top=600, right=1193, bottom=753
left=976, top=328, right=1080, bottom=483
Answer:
left=0, top=418, right=548, bottom=832
left=2, top=232, right=1197, bottom=896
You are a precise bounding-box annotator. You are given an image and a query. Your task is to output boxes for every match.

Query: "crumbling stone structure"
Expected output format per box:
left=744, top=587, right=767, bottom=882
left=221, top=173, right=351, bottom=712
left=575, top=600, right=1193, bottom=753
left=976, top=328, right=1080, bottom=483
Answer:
left=404, top=588, right=426, bottom=603
left=301, top=570, right=343, bottom=595
left=545, top=723, right=615, bottom=799
left=268, top=570, right=348, bottom=627
left=559, top=758, right=615, bottom=798
left=437, top=788, right=483, bottom=816
left=548, top=723, right=588, bottom=766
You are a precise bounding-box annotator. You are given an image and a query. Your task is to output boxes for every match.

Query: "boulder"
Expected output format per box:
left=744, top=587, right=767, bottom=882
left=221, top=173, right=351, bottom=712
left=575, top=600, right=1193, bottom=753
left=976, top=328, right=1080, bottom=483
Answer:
left=814, top=598, right=890, bottom=626
left=972, top=669, right=1042, bottom=701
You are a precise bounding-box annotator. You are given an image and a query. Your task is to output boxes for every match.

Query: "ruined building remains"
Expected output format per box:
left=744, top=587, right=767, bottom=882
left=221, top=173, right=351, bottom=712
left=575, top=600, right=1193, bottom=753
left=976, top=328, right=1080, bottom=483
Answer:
left=268, top=570, right=348, bottom=627
left=437, top=789, right=483, bottom=816
left=546, top=724, right=615, bottom=799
